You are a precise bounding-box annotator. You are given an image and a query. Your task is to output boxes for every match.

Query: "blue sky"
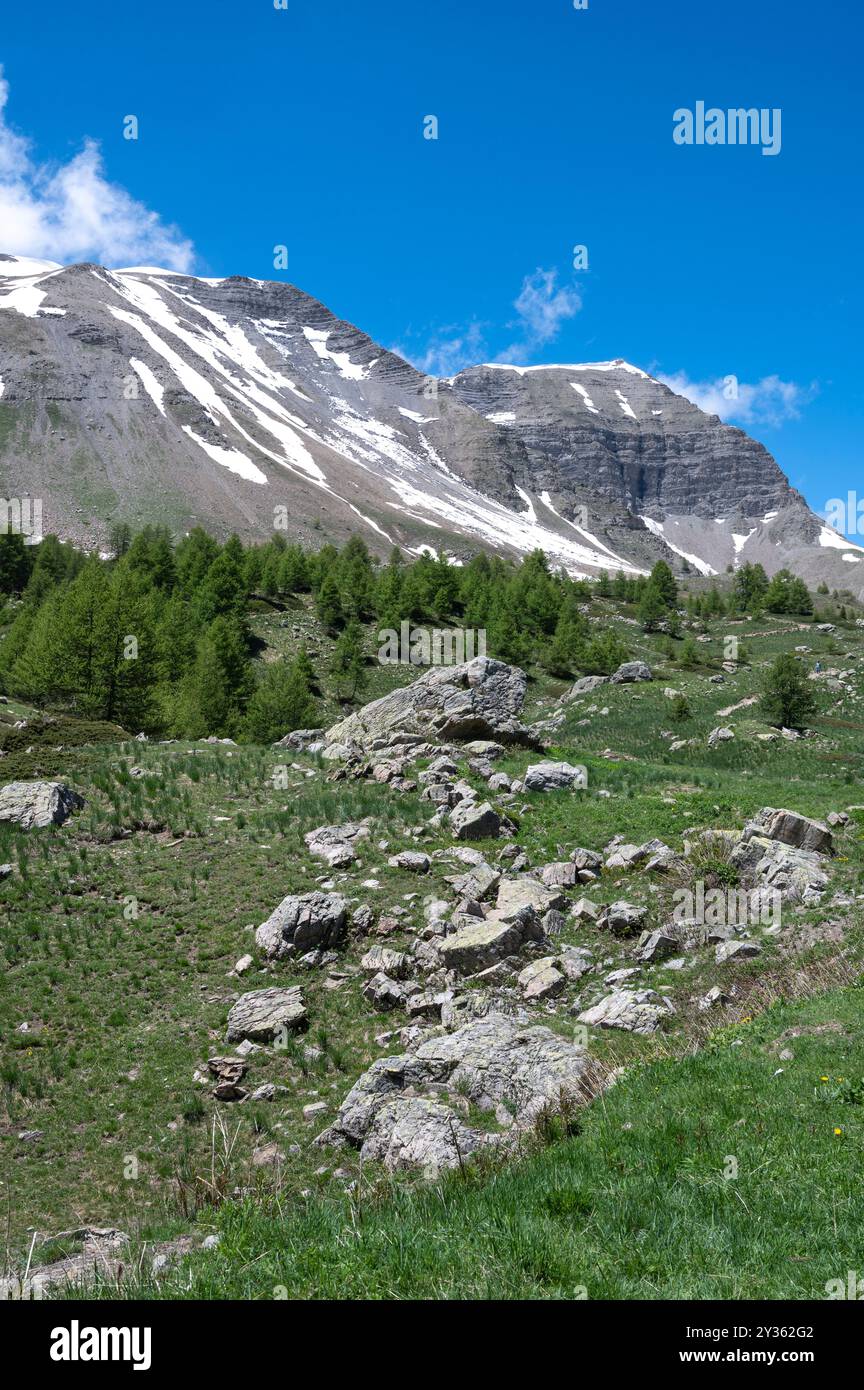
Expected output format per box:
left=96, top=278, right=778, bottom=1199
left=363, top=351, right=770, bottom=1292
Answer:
left=1, top=0, right=861, bottom=530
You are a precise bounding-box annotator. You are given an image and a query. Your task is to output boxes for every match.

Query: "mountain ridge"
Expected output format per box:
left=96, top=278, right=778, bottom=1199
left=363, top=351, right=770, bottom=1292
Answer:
left=1, top=253, right=861, bottom=592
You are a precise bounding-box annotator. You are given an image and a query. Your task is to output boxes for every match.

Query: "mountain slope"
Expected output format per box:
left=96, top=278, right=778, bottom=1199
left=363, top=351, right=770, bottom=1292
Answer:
left=1, top=253, right=860, bottom=590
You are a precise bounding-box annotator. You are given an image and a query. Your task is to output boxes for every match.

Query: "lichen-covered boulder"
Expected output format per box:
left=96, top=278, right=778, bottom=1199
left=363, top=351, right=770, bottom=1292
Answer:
left=0, top=780, right=84, bottom=830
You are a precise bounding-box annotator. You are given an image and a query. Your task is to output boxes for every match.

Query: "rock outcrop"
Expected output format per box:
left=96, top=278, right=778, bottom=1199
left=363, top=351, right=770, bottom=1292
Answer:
left=324, top=658, right=536, bottom=752
left=318, top=1013, right=603, bottom=1170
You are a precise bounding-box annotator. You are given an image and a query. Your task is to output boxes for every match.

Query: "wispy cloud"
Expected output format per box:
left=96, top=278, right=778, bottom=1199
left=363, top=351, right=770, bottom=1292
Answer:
left=394, top=267, right=582, bottom=377
left=0, top=69, right=195, bottom=271
left=495, top=268, right=582, bottom=362
left=657, top=370, right=816, bottom=428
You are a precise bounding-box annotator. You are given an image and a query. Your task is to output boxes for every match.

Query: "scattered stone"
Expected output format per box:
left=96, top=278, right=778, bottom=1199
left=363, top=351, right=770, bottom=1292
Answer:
left=610, top=661, right=652, bottom=684
left=636, top=930, right=678, bottom=963
left=439, top=906, right=544, bottom=974
left=518, top=957, right=566, bottom=1001
left=388, top=850, right=431, bottom=873
left=360, top=945, right=413, bottom=979
left=450, top=799, right=501, bottom=840
left=600, top=900, right=648, bottom=937
left=715, top=939, right=762, bottom=964
left=708, top=726, right=735, bottom=747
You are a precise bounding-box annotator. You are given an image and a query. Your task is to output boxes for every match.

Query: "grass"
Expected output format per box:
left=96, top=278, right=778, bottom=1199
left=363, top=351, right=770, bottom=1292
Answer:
left=2, top=595, right=864, bottom=1297
left=80, top=982, right=864, bottom=1299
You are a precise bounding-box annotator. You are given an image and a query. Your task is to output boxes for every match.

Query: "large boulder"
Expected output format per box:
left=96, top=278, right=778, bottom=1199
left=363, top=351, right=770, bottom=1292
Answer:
left=610, top=662, right=653, bottom=684
left=438, top=906, right=544, bottom=974
left=450, top=799, right=501, bottom=840
left=323, top=657, right=536, bottom=751
left=225, top=987, right=307, bottom=1042
left=0, top=781, right=84, bottom=830
left=256, top=891, right=349, bottom=960
left=523, top=761, right=587, bottom=792
left=319, top=1013, right=602, bottom=1170
left=304, top=821, right=370, bottom=867
left=742, top=808, right=833, bottom=857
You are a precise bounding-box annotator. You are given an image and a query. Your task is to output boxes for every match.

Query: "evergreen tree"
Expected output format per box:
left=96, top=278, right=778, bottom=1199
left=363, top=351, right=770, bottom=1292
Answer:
left=648, top=560, right=678, bottom=608
left=243, top=657, right=317, bottom=742
left=0, top=532, right=31, bottom=594
left=638, top=585, right=667, bottom=633
left=760, top=653, right=817, bottom=730
left=332, top=620, right=367, bottom=700
left=316, top=571, right=344, bottom=632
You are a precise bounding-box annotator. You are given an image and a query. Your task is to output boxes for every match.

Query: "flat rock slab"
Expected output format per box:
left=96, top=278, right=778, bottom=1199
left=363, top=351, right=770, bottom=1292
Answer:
left=439, top=912, right=539, bottom=974
left=226, top=987, right=307, bottom=1042
left=743, top=807, right=833, bottom=856
left=0, top=780, right=84, bottom=830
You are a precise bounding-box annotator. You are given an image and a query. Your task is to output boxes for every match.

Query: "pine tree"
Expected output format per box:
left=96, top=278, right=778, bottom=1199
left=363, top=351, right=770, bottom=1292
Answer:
left=332, top=620, right=367, bottom=701
left=243, top=657, right=317, bottom=742
left=0, top=532, right=31, bottom=594
left=648, top=560, right=678, bottom=608
left=760, top=654, right=817, bottom=730
left=316, top=572, right=344, bottom=632
left=638, top=585, right=666, bottom=633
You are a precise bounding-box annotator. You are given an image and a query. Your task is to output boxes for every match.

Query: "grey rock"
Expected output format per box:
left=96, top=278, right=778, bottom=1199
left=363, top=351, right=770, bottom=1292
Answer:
left=438, top=906, right=544, bottom=974
left=304, top=820, right=370, bottom=867
left=326, top=657, right=536, bottom=750
left=518, top=957, right=566, bottom=1001
left=601, top=900, right=648, bottom=937
left=523, top=761, right=587, bottom=792
left=0, top=780, right=84, bottom=830
left=609, top=661, right=653, bottom=684
left=320, top=1013, right=602, bottom=1169
left=256, top=891, right=349, bottom=960
left=226, top=987, right=307, bottom=1042
left=495, top=876, right=566, bottom=918
left=450, top=799, right=501, bottom=840
left=715, top=939, right=762, bottom=964
left=578, top=988, right=675, bottom=1034
left=742, top=807, right=833, bottom=856
left=388, top=850, right=431, bottom=873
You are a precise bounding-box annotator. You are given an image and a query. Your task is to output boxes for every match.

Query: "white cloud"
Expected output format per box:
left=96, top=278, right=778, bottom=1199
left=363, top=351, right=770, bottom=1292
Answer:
left=657, top=370, right=815, bottom=428
left=0, top=69, right=195, bottom=271
left=395, top=320, right=487, bottom=378
left=395, top=267, right=582, bottom=377
left=495, top=268, right=582, bottom=362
